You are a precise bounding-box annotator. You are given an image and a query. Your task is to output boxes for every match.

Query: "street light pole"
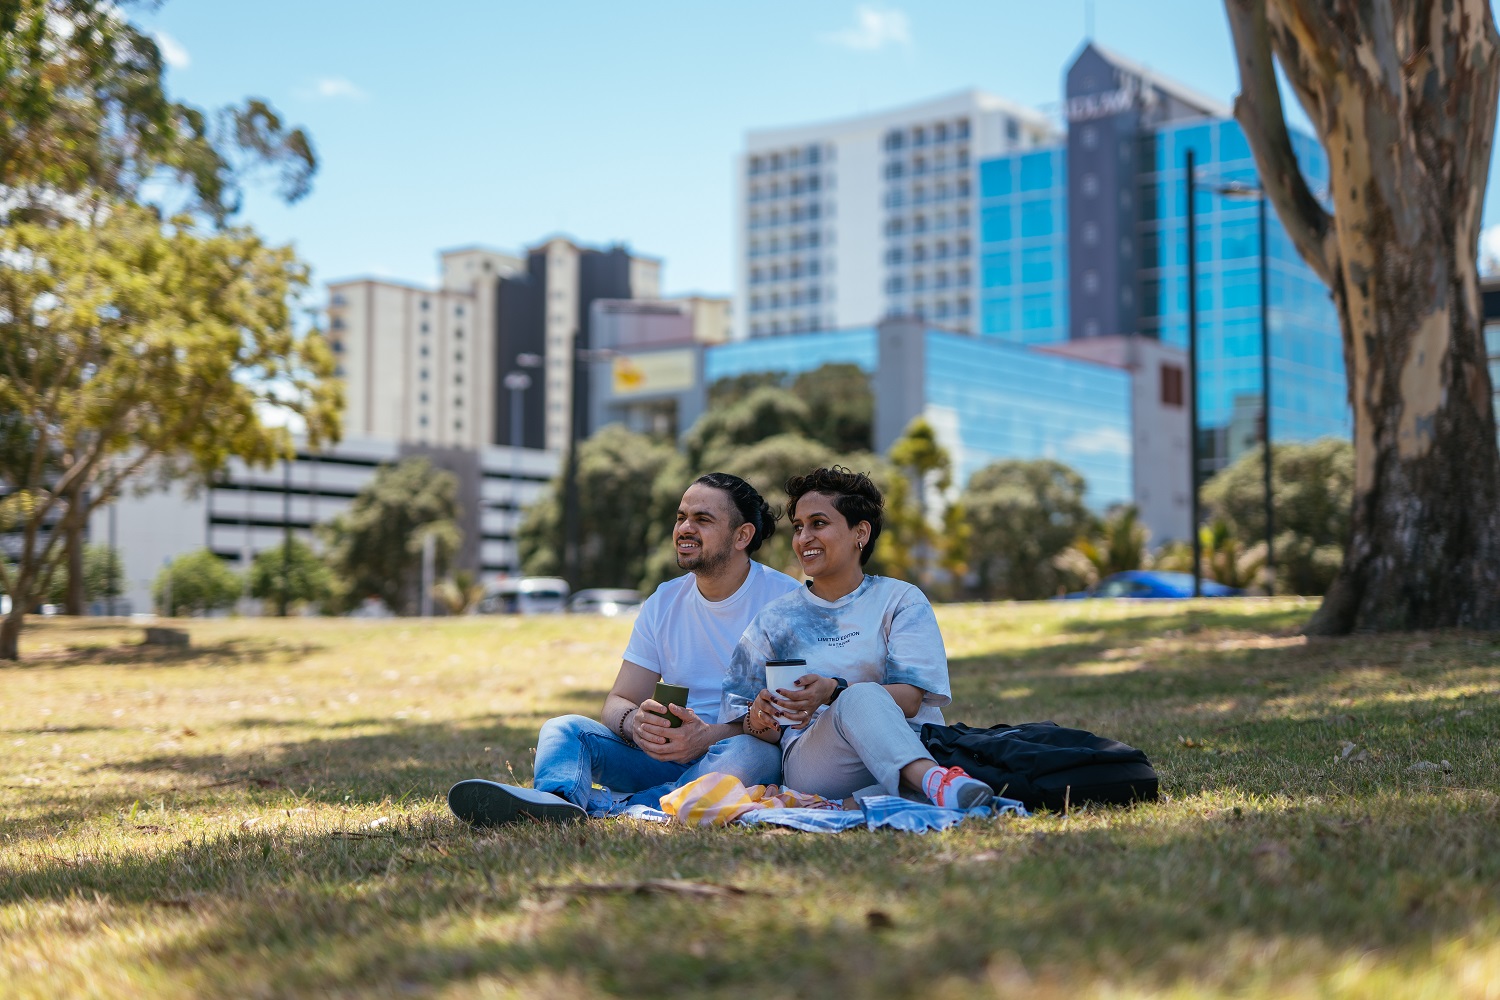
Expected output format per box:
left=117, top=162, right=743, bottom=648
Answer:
left=1185, top=149, right=1203, bottom=599
left=1257, top=192, right=1276, bottom=592
left=503, top=370, right=532, bottom=575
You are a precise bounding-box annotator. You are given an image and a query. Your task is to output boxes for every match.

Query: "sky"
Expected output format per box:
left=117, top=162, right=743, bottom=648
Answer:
left=135, top=1, right=1500, bottom=302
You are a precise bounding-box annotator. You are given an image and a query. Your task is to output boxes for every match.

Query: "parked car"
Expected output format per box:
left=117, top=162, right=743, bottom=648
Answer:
left=1062, top=570, right=1244, bottom=600
left=478, top=576, right=570, bottom=615
left=567, top=588, right=643, bottom=617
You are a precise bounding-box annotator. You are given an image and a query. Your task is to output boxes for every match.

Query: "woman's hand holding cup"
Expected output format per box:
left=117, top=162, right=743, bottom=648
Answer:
left=771, top=673, right=835, bottom=729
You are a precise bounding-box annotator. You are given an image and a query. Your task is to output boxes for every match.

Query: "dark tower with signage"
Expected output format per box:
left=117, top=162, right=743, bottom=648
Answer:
left=1064, top=43, right=1231, bottom=342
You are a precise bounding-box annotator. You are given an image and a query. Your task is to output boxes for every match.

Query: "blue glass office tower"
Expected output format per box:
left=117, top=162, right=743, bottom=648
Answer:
left=705, top=320, right=1134, bottom=512
left=975, top=43, right=1350, bottom=480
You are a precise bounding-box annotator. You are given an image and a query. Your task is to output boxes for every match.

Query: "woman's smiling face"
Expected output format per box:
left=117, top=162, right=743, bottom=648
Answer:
left=790, top=490, right=867, bottom=578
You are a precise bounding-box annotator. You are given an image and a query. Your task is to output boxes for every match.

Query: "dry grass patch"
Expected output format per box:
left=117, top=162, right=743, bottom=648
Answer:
left=2, top=600, right=1498, bottom=998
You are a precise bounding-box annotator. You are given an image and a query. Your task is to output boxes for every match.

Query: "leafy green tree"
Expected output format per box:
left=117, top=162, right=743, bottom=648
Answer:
left=0, top=204, right=340, bottom=658
left=432, top=570, right=487, bottom=616
left=878, top=417, right=966, bottom=590
left=791, top=363, right=874, bottom=453
left=319, top=459, right=461, bottom=616
left=520, top=425, right=680, bottom=591
left=152, top=549, right=241, bottom=617
left=707, top=371, right=787, bottom=408
left=1201, top=438, right=1353, bottom=595
left=1055, top=505, right=1150, bottom=589
left=0, top=0, right=315, bottom=224
left=961, top=459, right=1092, bottom=600
left=0, top=0, right=329, bottom=659
left=43, top=543, right=123, bottom=607
left=249, top=538, right=333, bottom=615
left=685, top=386, right=812, bottom=470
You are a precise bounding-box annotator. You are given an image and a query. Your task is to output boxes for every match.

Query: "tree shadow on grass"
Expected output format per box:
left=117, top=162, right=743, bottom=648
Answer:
left=10, top=636, right=328, bottom=670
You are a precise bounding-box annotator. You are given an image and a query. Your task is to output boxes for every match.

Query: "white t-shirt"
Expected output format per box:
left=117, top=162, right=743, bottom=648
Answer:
left=721, top=575, right=951, bottom=746
left=622, top=560, right=801, bottom=723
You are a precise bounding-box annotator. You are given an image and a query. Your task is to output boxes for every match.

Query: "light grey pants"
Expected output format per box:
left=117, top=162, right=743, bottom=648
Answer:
left=781, top=682, right=932, bottom=801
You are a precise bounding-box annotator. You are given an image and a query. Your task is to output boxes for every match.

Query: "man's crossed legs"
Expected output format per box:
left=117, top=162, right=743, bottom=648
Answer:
left=448, top=715, right=782, bottom=827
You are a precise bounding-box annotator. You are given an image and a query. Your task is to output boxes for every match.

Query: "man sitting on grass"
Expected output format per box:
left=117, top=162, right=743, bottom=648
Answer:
left=448, top=473, right=802, bottom=825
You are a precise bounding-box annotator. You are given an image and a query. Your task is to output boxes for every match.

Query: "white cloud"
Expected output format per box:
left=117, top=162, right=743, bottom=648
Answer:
left=824, top=5, right=912, bottom=51
left=1480, top=224, right=1500, bottom=277
left=1062, top=427, right=1131, bottom=457
left=153, top=30, right=190, bottom=70
left=311, top=77, right=368, bottom=101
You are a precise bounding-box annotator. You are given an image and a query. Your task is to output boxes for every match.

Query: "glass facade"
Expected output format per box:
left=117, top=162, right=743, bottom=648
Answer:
left=706, top=327, right=877, bottom=383
left=926, top=332, right=1131, bottom=509
left=1145, top=119, right=1349, bottom=474
left=704, top=325, right=1131, bottom=512
left=977, top=147, right=1069, bottom=345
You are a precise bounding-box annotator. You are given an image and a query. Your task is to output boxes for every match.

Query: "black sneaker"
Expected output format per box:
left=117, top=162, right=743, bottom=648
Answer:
left=447, top=779, right=587, bottom=827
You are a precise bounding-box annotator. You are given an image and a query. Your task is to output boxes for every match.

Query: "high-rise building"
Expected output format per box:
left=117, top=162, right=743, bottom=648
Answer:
left=327, top=237, right=661, bottom=454
left=972, top=43, right=1350, bottom=478
left=736, top=90, right=1058, bottom=339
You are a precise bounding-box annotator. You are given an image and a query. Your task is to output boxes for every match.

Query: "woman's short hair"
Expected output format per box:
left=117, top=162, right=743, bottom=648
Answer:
left=693, top=472, right=778, bottom=554
left=784, top=466, right=883, bottom=566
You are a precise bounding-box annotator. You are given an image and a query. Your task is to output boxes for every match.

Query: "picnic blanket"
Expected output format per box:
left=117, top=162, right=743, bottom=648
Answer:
left=654, top=772, right=1028, bottom=832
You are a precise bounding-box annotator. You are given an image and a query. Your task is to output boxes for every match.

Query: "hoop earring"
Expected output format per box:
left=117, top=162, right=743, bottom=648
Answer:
left=856, top=540, right=863, bottom=550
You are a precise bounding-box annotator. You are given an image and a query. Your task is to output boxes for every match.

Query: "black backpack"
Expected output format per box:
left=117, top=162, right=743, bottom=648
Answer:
left=920, top=720, right=1159, bottom=812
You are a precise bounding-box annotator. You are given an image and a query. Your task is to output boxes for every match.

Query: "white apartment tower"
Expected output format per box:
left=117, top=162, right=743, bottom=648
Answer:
left=736, top=89, right=1059, bottom=339
left=327, top=238, right=661, bottom=453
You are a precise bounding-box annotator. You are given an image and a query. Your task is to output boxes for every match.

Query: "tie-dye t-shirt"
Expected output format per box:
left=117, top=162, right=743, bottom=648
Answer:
left=720, top=575, right=950, bottom=745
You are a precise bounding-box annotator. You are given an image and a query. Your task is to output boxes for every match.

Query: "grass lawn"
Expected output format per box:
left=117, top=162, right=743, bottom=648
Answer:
left=2, top=600, right=1498, bottom=998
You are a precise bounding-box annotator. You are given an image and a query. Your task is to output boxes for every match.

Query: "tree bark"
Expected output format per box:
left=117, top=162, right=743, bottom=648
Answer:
left=0, top=606, right=21, bottom=661
left=64, top=488, right=85, bottom=616
left=1226, top=0, right=1500, bottom=633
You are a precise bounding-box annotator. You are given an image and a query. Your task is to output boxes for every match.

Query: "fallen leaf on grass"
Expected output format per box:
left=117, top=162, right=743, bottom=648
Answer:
left=239, top=818, right=259, bottom=830
left=134, top=824, right=166, bottom=834
left=1406, top=760, right=1453, bottom=774
left=1336, top=742, right=1370, bottom=763
left=866, top=910, right=895, bottom=930
left=365, top=816, right=390, bottom=830
left=536, top=879, right=755, bottom=900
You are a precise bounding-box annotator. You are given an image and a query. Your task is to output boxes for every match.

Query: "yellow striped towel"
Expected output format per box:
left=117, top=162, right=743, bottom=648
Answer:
left=659, top=772, right=837, bottom=826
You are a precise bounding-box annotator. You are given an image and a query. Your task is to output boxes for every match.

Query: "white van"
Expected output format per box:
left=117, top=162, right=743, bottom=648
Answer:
left=479, top=577, right=570, bottom=615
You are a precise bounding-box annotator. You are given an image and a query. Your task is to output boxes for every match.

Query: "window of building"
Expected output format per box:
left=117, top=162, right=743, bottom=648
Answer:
left=956, top=177, right=970, bottom=197
left=454, top=395, right=463, bottom=407
left=332, top=340, right=344, bottom=353
left=455, top=373, right=464, bottom=385
left=1082, top=173, right=1100, bottom=197
left=914, top=272, right=927, bottom=291
left=421, top=323, right=429, bottom=334
left=420, top=368, right=429, bottom=380
left=420, top=345, right=430, bottom=358
left=956, top=119, right=971, bottom=139
left=808, top=202, right=821, bottom=220
left=914, top=214, right=928, bottom=233
left=935, top=271, right=950, bottom=289
left=885, top=129, right=905, bottom=152
left=750, top=295, right=763, bottom=311
left=957, top=236, right=971, bottom=256
left=808, top=259, right=821, bottom=276
left=934, top=241, right=949, bottom=260
left=1020, top=200, right=1053, bottom=237
left=1082, top=270, right=1101, bottom=294
left=885, top=161, right=905, bottom=180
left=1021, top=247, right=1053, bottom=283
left=934, top=122, right=949, bottom=143
left=808, top=286, right=821, bottom=303
left=421, top=300, right=430, bottom=310
left=1081, top=126, right=1098, bottom=150
left=981, top=205, right=1012, bottom=242
left=455, top=351, right=464, bottom=363
left=1161, top=364, right=1185, bottom=407
left=913, top=243, right=927, bottom=262
left=1005, top=118, right=1020, bottom=142
left=420, top=392, right=429, bottom=404
left=806, top=144, right=820, bottom=165
left=957, top=296, right=971, bottom=315
left=455, top=305, right=465, bottom=317
left=420, top=415, right=429, bottom=427
left=935, top=300, right=951, bottom=318
left=331, top=293, right=347, bottom=307
left=770, top=153, right=783, bottom=171
left=455, top=328, right=464, bottom=339
left=956, top=148, right=970, bottom=168
left=913, top=156, right=927, bottom=176
left=749, top=156, right=763, bottom=175
left=912, top=126, right=926, bottom=147
left=1082, top=222, right=1100, bottom=246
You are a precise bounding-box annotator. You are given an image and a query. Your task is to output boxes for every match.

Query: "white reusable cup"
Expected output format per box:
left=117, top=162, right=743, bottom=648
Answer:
left=764, top=659, right=810, bottom=725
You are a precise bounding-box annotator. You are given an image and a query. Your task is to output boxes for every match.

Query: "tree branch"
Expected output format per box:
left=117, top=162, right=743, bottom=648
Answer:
left=1226, top=0, right=1339, bottom=286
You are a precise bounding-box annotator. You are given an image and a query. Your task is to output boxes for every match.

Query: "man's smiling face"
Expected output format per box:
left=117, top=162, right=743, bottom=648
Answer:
left=673, top=483, right=742, bottom=575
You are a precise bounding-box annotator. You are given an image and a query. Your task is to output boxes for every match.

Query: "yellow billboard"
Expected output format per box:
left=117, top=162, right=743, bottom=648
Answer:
left=611, top=349, right=696, bottom=398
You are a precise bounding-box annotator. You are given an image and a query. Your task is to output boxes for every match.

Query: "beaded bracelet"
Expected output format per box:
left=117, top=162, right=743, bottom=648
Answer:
left=616, top=709, right=638, bottom=747
left=744, top=709, right=781, bottom=737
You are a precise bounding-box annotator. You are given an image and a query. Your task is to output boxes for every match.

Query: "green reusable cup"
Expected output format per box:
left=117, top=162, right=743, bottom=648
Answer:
left=650, top=681, right=691, bottom=728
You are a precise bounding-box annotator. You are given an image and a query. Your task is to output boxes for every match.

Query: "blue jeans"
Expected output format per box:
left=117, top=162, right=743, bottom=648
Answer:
left=532, top=714, right=783, bottom=813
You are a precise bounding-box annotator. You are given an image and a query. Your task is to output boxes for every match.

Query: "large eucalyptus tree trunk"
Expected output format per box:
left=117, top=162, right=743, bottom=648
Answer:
left=1226, top=0, right=1500, bottom=633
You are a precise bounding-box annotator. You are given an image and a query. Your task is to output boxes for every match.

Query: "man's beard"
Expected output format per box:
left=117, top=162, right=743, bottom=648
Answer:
left=677, top=538, right=731, bottom=575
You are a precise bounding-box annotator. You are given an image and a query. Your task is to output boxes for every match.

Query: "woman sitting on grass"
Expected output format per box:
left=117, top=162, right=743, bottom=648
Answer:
left=721, top=466, right=994, bottom=810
